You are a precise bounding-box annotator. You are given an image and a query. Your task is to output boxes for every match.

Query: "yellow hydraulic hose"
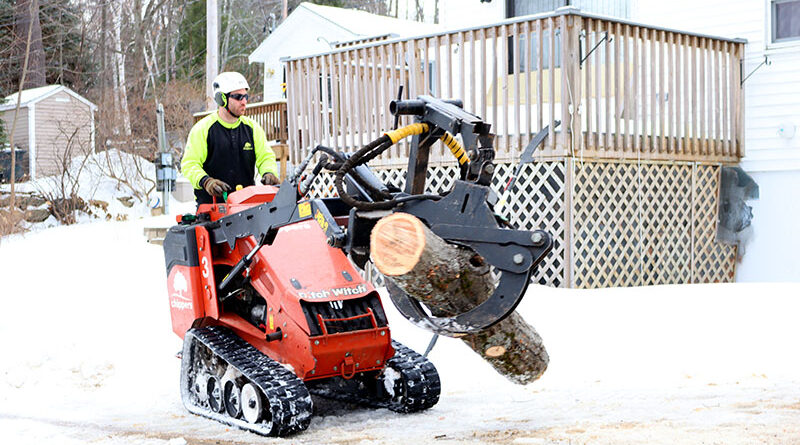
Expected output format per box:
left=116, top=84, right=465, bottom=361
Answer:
left=384, top=123, right=470, bottom=165
left=384, top=123, right=429, bottom=144
left=439, top=131, right=469, bottom=165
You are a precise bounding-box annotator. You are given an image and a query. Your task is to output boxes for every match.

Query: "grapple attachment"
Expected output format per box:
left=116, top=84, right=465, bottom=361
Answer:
left=310, top=95, right=556, bottom=337
left=388, top=180, right=553, bottom=336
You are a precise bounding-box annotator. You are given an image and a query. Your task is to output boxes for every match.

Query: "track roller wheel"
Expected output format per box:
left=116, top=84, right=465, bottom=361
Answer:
left=223, top=380, right=243, bottom=418
left=240, top=382, right=264, bottom=424
left=207, top=376, right=224, bottom=413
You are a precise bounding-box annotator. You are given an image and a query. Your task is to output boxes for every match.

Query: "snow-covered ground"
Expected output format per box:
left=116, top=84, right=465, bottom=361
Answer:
left=1, top=149, right=164, bottom=230
left=1, top=213, right=798, bottom=445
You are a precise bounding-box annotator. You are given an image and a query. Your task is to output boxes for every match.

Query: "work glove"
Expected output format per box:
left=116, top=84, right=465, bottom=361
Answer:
left=261, top=172, right=280, bottom=185
left=202, top=176, right=231, bottom=197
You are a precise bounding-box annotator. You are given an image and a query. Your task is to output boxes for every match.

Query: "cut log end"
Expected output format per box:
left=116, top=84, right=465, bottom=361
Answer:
left=370, top=212, right=427, bottom=276
left=484, top=345, right=507, bottom=358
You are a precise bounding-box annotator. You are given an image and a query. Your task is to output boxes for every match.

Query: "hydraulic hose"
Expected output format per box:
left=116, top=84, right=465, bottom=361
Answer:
left=439, top=131, right=469, bottom=165
left=385, top=123, right=469, bottom=165
left=335, top=123, right=466, bottom=210
left=384, top=123, right=429, bottom=144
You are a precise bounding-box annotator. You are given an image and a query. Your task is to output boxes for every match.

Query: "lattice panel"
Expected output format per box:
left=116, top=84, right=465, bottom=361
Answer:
left=571, top=160, right=736, bottom=289
left=492, top=162, right=567, bottom=287
left=307, top=171, right=338, bottom=198
left=307, top=159, right=735, bottom=289
left=637, top=163, right=694, bottom=285
left=692, top=165, right=737, bottom=283
left=572, top=161, right=643, bottom=288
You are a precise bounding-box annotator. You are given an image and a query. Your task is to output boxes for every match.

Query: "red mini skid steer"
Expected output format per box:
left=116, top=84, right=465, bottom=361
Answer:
left=163, top=96, right=554, bottom=436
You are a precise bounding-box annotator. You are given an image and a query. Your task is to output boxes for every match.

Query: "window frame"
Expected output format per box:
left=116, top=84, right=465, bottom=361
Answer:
left=768, top=0, right=800, bottom=48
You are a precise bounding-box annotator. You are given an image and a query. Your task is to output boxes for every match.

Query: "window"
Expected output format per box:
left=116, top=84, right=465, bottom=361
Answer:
left=505, top=0, right=631, bottom=20
left=506, top=0, right=568, bottom=17
left=772, top=0, right=800, bottom=43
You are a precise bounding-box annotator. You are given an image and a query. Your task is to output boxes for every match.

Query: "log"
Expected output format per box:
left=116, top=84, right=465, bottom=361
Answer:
left=370, top=212, right=549, bottom=385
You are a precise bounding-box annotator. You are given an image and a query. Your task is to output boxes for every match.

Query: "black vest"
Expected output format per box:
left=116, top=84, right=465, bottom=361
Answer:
left=194, top=120, right=257, bottom=204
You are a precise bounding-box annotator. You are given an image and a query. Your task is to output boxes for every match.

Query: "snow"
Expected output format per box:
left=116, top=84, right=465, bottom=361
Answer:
left=1, top=164, right=799, bottom=443
left=2, top=149, right=191, bottom=233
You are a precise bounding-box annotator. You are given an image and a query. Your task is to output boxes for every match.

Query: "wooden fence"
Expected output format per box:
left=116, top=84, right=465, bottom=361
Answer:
left=285, top=8, right=746, bottom=167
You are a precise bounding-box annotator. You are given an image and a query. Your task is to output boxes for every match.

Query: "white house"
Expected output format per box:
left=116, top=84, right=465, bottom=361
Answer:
left=248, top=2, right=439, bottom=102
left=418, top=0, right=799, bottom=281
left=440, top=0, right=799, bottom=282
left=0, top=85, right=97, bottom=179
left=624, top=0, right=800, bottom=282
left=381, top=0, right=800, bottom=282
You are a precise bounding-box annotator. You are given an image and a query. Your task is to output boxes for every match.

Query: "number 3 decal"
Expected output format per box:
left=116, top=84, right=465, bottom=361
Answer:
left=201, top=256, right=210, bottom=278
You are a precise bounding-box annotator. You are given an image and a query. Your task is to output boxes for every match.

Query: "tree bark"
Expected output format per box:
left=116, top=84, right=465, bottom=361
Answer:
left=13, top=0, right=45, bottom=89
left=112, top=2, right=131, bottom=136
left=8, top=0, right=38, bottom=209
left=370, top=213, right=549, bottom=385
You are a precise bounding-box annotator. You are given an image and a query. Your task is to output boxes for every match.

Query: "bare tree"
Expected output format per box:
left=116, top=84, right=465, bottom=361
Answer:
left=112, top=1, right=131, bottom=136
left=8, top=0, right=38, bottom=214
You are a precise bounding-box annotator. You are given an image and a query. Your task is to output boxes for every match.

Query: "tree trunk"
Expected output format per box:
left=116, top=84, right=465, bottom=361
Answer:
left=414, top=0, right=424, bottom=22
left=370, top=213, right=549, bottom=385
left=8, top=0, right=38, bottom=209
left=13, top=0, right=45, bottom=89
left=112, top=2, right=131, bottom=136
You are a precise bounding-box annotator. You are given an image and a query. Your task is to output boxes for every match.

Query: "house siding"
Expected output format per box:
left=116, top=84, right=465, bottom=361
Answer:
left=0, top=107, right=29, bottom=150
left=33, top=91, right=93, bottom=176
left=633, top=0, right=800, bottom=170
left=633, top=0, right=800, bottom=282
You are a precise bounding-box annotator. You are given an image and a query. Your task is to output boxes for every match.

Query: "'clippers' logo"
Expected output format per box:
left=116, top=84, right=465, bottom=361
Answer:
left=170, top=271, right=194, bottom=310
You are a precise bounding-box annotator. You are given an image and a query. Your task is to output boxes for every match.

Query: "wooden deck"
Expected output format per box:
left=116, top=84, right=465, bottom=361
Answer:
left=284, top=8, right=745, bottom=167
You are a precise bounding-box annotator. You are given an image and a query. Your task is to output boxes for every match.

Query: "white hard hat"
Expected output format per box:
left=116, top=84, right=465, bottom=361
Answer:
left=212, top=72, right=249, bottom=107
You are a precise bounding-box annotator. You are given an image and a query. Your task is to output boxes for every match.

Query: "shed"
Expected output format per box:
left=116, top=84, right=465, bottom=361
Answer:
left=248, top=2, right=439, bottom=103
left=0, top=85, right=97, bottom=180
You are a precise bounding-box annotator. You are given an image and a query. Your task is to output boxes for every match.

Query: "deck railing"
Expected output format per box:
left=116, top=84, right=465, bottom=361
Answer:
left=285, top=8, right=745, bottom=167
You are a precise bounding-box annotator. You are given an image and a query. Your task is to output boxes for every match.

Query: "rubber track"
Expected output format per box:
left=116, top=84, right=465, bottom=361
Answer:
left=181, top=326, right=313, bottom=436
left=307, top=340, right=440, bottom=412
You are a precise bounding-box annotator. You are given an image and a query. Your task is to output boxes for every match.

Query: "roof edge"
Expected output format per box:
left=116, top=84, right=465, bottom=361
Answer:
left=0, top=85, right=97, bottom=112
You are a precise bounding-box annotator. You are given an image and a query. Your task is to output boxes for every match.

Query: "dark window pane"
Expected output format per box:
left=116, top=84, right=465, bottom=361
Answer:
left=507, top=0, right=567, bottom=18
left=507, top=0, right=630, bottom=19
left=775, top=0, right=800, bottom=41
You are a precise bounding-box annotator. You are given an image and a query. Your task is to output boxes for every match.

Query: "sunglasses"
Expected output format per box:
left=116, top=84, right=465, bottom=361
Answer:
left=228, top=93, right=249, bottom=101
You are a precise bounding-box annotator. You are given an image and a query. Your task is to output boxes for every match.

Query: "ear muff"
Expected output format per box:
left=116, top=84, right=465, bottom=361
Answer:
left=214, top=91, right=227, bottom=108
left=212, top=82, right=227, bottom=107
